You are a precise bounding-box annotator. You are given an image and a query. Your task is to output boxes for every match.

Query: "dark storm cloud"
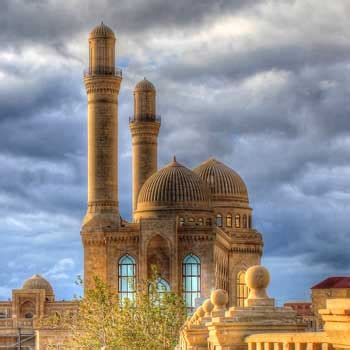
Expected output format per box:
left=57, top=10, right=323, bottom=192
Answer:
left=0, top=0, right=263, bottom=47
left=0, top=0, right=349, bottom=301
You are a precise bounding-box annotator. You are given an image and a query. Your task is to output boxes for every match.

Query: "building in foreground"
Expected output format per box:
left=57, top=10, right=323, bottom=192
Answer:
left=179, top=266, right=350, bottom=350
left=311, top=277, right=350, bottom=330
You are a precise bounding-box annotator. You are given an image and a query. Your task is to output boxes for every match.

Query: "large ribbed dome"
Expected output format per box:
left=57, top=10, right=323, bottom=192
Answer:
left=135, top=78, right=156, bottom=92
left=193, top=158, right=249, bottom=203
left=22, top=274, right=54, bottom=297
left=137, top=158, right=210, bottom=211
left=89, top=22, right=115, bottom=39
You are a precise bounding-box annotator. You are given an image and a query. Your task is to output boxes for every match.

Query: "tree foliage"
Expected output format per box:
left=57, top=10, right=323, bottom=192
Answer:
left=40, top=272, right=187, bottom=350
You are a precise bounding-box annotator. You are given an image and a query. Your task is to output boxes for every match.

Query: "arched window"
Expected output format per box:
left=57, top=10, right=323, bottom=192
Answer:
left=243, top=214, right=247, bottom=228
left=216, top=214, right=223, bottom=227
left=235, top=214, right=241, bottom=228
left=226, top=214, right=232, bottom=227
left=182, top=254, right=201, bottom=312
left=188, top=217, right=195, bottom=224
left=118, top=255, right=136, bottom=301
left=236, top=271, right=249, bottom=307
left=179, top=217, right=185, bottom=226
left=198, top=218, right=203, bottom=226
left=20, top=301, right=35, bottom=319
left=156, top=278, right=170, bottom=293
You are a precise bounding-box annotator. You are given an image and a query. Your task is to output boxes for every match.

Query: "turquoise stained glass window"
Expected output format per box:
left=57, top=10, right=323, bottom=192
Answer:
left=182, top=254, right=201, bottom=312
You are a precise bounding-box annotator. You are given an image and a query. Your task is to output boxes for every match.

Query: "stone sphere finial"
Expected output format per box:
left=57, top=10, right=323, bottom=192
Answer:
left=193, top=306, right=205, bottom=324
left=245, top=265, right=270, bottom=299
left=211, top=289, right=228, bottom=311
left=202, top=299, right=214, bottom=317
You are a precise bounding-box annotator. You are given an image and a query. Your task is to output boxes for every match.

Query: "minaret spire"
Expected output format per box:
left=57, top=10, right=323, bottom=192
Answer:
left=82, top=23, right=122, bottom=229
left=130, top=78, right=161, bottom=219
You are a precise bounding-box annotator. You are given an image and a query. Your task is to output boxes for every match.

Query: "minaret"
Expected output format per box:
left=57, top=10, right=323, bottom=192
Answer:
left=81, top=23, right=122, bottom=290
left=82, top=23, right=122, bottom=229
left=129, top=78, right=160, bottom=218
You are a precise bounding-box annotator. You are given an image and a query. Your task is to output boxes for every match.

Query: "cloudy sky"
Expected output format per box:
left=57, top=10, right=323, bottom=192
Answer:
left=0, top=0, right=349, bottom=304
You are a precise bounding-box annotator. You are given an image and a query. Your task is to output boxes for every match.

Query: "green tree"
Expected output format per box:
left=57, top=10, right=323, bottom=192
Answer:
left=40, top=272, right=187, bottom=350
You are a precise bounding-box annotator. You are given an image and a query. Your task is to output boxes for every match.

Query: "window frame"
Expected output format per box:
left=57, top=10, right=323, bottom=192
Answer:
left=182, top=254, right=201, bottom=313
left=216, top=214, right=223, bottom=227
left=118, top=254, right=136, bottom=301
left=235, top=214, right=241, bottom=228
left=243, top=214, right=247, bottom=228
left=236, top=271, right=249, bottom=307
left=226, top=214, right=233, bottom=227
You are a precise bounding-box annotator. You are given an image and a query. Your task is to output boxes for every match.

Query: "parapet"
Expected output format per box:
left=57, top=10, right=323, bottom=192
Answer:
left=179, top=265, right=306, bottom=350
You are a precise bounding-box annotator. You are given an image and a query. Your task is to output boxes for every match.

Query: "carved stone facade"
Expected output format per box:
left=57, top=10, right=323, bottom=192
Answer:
left=79, top=23, right=264, bottom=310
left=0, top=22, right=265, bottom=349
left=0, top=275, right=76, bottom=349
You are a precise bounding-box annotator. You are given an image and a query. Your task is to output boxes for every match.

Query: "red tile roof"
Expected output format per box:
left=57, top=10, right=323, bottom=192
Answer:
left=311, top=277, right=350, bottom=289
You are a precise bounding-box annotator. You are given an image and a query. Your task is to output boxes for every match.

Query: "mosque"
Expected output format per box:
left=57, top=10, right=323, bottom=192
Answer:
left=0, top=22, right=265, bottom=347
left=80, top=22, right=263, bottom=311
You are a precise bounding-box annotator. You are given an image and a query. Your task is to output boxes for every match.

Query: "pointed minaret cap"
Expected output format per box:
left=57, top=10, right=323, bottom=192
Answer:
left=89, top=22, right=115, bottom=39
left=134, top=77, right=156, bottom=92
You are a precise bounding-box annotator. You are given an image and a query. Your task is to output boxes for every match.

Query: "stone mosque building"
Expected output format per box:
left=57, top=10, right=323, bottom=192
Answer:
left=0, top=23, right=265, bottom=347
left=0, top=22, right=264, bottom=347
left=80, top=22, right=263, bottom=310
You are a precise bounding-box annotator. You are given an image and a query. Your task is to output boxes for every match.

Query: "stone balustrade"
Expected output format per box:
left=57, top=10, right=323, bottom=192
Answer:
left=179, top=265, right=307, bottom=350
left=246, top=332, right=331, bottom=350
left=246, top=298, right=350, bottom=350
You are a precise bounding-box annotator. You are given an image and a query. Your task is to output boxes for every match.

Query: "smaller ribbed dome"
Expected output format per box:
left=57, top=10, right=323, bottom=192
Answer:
left=193, top=158, right=249, bottom=203
left=22, top=274, right=54, bottom=297
left=137, top=157, right=210, bottom=211
left=135, top=78, right=156, bottom=92
left=89, top=22, right=115, bottom=39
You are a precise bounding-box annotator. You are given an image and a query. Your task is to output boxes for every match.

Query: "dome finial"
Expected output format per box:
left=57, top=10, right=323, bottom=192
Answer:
left=173, top=155, right=177, bottom=163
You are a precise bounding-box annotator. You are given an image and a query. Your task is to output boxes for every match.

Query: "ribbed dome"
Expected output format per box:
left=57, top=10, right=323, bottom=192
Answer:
left=137, top=158, right=210, bottom=211
left=89, top=22, right=115, bottom=39
left=22, top=274, right=54, bottom=296
left=193, top=158, right=249, bottom=203
left=135, top=78, right=156, bottom=92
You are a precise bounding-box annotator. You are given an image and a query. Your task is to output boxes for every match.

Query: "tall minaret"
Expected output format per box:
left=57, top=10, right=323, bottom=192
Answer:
left=81, top=23, right=122, bottom=290
left=82, top=23, right=122, bottom=229
left=129, top=78, right=160, bottom=218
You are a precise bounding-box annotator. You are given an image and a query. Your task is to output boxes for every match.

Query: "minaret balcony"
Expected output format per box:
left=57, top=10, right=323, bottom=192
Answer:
left=83, top=67, right=122, bottom=77
left=129, top=115, right=161, bottom=124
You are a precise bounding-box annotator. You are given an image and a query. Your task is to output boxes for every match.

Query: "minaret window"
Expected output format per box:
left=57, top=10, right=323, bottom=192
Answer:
left=235, top=214, right=241, bottom=228
left=216, top=214, right=223, bottom=227
left=236, top=271, right=249, bottom=307
left=182, top=254, right=201, bottom=312
left=118, top=255, right=136, bottom=300
left=226, top=214, right=232, bottom=227
left=243, top=214, right=247, bottom=228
